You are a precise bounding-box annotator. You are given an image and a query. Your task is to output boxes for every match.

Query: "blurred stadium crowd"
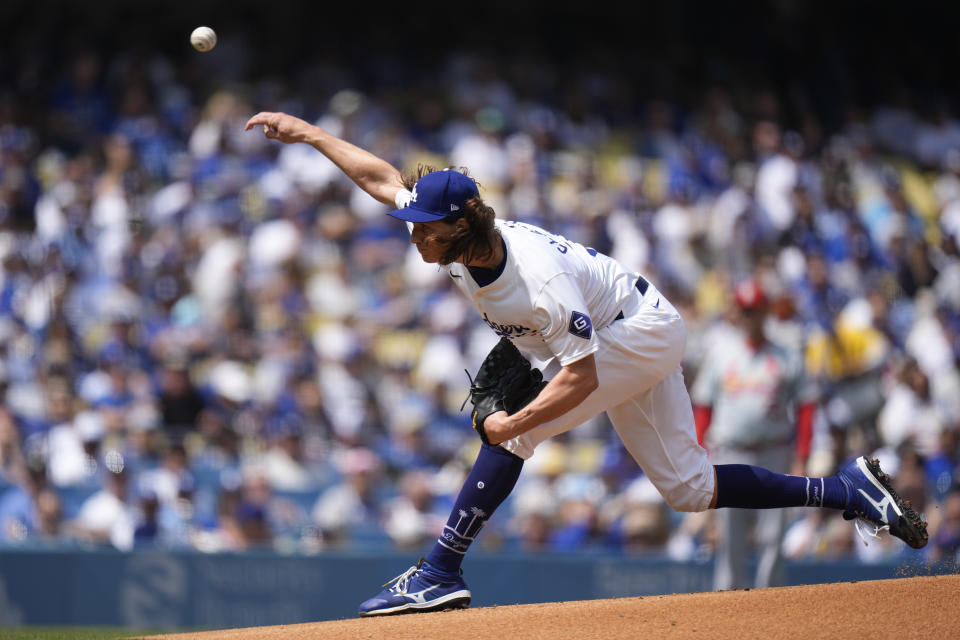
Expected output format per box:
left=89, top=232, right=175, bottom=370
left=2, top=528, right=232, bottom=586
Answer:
left=1, top=16, right=959, bottom=567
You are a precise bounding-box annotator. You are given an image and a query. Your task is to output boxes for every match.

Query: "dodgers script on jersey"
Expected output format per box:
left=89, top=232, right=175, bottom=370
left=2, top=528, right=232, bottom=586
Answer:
left=451, top=220, right=641, bottom=366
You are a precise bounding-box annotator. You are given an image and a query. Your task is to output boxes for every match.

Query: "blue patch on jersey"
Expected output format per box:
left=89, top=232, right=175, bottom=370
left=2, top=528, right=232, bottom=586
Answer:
left=568, top=311, right=593, bottom=339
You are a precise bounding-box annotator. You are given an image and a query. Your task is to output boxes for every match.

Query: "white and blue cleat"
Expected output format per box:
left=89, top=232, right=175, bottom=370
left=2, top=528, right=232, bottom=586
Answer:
left=358, top=558, right=471, bottom=617
left=837, top=456, right=928, bottom=549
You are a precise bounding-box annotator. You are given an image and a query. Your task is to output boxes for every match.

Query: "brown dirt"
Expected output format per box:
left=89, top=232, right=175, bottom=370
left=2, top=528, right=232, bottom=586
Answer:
left=141, top=574, right=960, bottom=640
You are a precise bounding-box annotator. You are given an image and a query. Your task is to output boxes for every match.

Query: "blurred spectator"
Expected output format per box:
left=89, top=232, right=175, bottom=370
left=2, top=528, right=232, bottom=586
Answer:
left=612, top=475, right=672, bottom=553
left=894, top=446, right=929, bottom=523
left=809, top=294, right=890, bottom=461
left=235, top=501, right=272, bottom=549
left=133, top=487, right=160, bottom=548
left=197, top=483, right=245, bottom=553
left=156, top=353, right=204, bottom=436
left=754, top=122, right=800, bottom=234
left=311, top=448, right=382, bottom=546
left=926, top=486, right=960, bottom=563
left=71, top=468, right=135, bottom=551
left=0, top=406, right=25, bottom=486
left=232, top=472, right=276, bottom=550
left=782, top=510, right=856, bottom=560
left=34, top=488, right=66, bottom=544
left=139, top=443, right=191, bottom=507
left=619, top=503, right=671, bottom=553
left=796, top=254, right=849, bottom=333
left=254, top=421, right=313, bottom=491
left=47, top=409, right=103, bottom=487
left=0, top=461, right=51, bottom=544
left=878, top=359, right=946, bottom=457
left=382, top=470, right=448, bottom=550
left=926, top=428, right=960, bottom=504
left=156, top=471, right=200, bottom=548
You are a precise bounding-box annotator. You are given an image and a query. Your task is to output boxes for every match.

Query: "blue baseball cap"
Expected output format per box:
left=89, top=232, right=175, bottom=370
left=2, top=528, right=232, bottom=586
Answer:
left=387, top=170, right=479, bottom=222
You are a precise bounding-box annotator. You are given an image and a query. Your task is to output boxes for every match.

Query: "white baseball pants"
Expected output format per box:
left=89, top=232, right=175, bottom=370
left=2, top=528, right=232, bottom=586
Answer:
left=501, top=282, right=716, bottom=513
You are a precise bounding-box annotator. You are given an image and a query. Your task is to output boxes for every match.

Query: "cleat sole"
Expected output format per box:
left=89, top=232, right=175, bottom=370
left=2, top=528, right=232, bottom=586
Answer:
left=861, top=457, right=928, bottom=549
left=359, top=595, right=471, bottom=617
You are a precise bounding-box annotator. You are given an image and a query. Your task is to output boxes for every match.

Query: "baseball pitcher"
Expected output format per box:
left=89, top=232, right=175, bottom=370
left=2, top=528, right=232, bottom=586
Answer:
left=245, top=111, right=926, bottom=616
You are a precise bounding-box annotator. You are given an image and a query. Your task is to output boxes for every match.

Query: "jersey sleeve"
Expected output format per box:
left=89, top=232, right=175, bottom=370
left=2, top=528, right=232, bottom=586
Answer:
left=533, top=273, right=599, bottom=366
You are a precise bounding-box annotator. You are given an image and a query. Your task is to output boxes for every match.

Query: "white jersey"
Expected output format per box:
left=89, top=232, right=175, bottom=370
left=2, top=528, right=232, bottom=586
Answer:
left=397, top=198, right=716, bottom=513
left=442, top=220, right=639, bottom=366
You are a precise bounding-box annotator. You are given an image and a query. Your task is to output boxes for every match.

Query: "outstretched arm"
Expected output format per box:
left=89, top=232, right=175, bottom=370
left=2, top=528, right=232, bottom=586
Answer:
left=244, top=111, right=405, bottom=206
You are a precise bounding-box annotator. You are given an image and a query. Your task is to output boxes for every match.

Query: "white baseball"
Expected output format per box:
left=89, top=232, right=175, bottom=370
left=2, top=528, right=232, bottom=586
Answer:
left=190, top=26, right=217, bottom=52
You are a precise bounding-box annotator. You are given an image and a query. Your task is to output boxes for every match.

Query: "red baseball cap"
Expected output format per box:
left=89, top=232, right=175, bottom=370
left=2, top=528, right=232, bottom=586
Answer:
left=734, top=278, right=767, bottom=310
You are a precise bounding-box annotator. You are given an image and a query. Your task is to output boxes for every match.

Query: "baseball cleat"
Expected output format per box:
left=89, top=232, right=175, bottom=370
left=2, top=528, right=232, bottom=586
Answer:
left=837, top=456, right=928, bottom=549
left=358, top=558, right=471, bottom=616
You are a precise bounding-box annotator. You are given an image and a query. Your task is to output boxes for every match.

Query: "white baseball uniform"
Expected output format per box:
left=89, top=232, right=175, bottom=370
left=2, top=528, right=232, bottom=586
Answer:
left=398, top=202, right=716, bottom=513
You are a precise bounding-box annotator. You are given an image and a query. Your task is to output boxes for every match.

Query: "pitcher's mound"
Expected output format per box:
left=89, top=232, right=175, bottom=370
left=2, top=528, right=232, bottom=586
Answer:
left=142, top=574, right=959, bottom=640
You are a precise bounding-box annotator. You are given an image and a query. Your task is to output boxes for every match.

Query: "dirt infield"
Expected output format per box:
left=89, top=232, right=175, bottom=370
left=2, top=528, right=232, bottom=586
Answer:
left=143, top=574, right=959, bottom=640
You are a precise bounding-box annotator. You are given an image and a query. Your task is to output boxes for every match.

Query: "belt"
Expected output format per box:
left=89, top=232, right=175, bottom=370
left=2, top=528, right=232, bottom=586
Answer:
left=614, top=276, right=649, bottom=322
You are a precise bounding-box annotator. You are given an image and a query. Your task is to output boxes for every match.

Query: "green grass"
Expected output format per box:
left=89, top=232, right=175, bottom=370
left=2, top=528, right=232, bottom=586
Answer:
left=0, top=628, right=169, bottom=639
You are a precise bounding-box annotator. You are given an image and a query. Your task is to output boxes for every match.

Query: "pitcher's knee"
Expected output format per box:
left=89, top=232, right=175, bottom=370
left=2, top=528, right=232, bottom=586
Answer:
left=661, top=469, right=715, bottom=513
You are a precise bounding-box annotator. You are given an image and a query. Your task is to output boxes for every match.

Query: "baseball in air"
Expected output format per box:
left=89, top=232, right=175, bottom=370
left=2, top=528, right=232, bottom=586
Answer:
left=190, top=26, right=217, bottom=52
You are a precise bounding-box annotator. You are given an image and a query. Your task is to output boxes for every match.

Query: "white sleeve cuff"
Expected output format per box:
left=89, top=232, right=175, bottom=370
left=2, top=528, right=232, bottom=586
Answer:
left=395, top=188, right=413, bottom=209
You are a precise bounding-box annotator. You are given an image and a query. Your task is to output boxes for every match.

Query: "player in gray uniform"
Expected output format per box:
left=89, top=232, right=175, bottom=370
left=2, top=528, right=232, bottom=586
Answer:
left=244, top=111, right=927, bottom=616
left=691, top=279, right=816, bottom=590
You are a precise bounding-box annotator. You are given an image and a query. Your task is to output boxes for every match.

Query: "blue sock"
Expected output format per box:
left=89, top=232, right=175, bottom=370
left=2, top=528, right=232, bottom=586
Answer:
left=714, top=464, right=850, bottom=510
left=424, top=444, right=524, bottom=577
